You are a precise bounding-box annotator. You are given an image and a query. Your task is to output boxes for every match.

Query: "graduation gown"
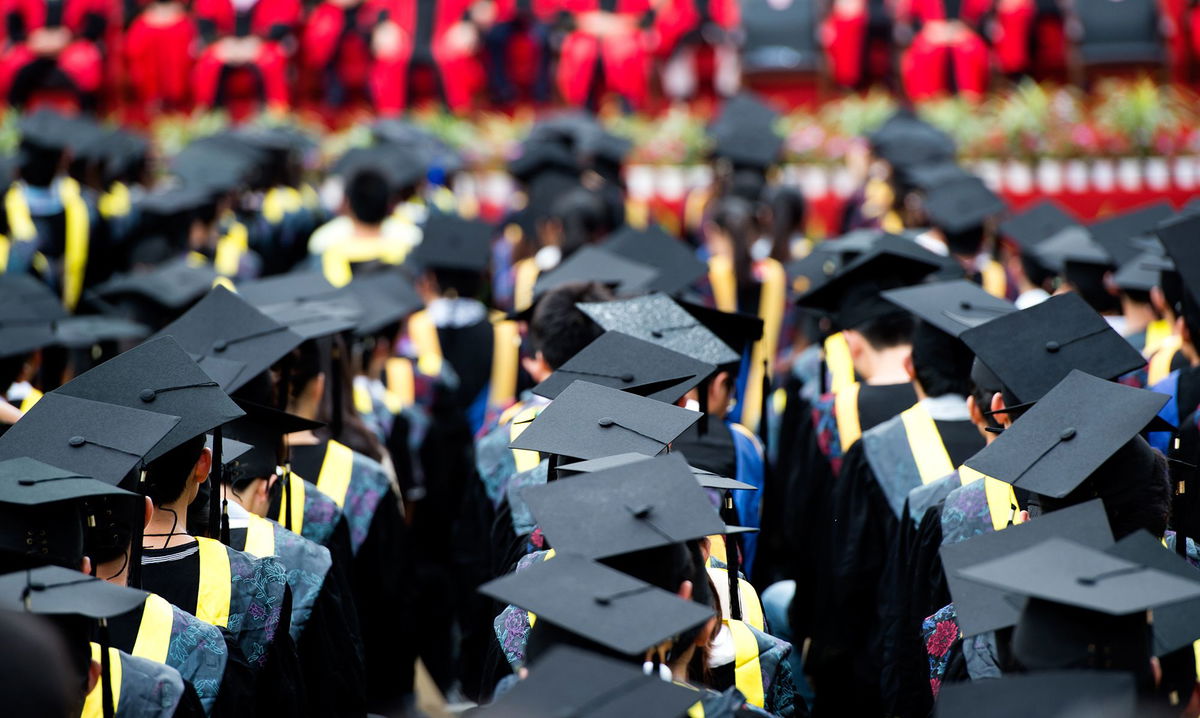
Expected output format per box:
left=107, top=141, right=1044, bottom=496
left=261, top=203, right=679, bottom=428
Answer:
left=191, top=0, right=301, bottom=109
left=124, top=6, right=197, bottom=115
left=554, top=0, right=656, bottom=109
left=898, top=0, right=990, bottom=99
left=1148, top=365, right=1200, bottom=454
left=140, top=537, right=305, bottom=717
left=0, top=0, right=106, bottom=104
left=229, top=511, right=368, bottom=718
left=655, top=0, right=739, bottom=56
left=289, top=439, right=416, bottom=711
left=808, top=400, right=982, bottom=716
left=83, top=646, right=206, bottom=718
left=301, top=0, right=383, bottom=105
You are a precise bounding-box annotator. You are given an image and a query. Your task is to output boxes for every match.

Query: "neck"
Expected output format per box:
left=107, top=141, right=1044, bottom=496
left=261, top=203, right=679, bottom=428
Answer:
left=143, top=497, right=193, bottom=548
left=858, top=345, right=912, bottom=385
left=287, top=429, right=320, bottom=446
left=350, top=219, right=383, bottom=238
left=1121, top=298, right=1156, bottom=336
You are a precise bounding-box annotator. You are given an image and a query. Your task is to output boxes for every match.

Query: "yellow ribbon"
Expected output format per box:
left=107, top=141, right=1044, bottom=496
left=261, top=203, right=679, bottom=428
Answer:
left=214, top=221, right=249, bottom=278
left=824, top=332, right=855, bottom=395
left=740, top=258, right=786, bottom=432
left=899, top=404, right=954, bottom=485
left=1148, top=334, right=1183, bottom=386
left=980, top=259, right=1007, bottom=300
left=316, top=440, right=355, bottom=508
left=98, top=182, right=131, bottom=220
left=82, top=644, right=123, bottom=718
left=489, top=316, right=521, bottom=411
left=406, top=310, right=444, bottom=376
left=509, top=405, right=543, bottom=473
left=834, top=382, right=863, bottom=453
left=131, top=593, right=174, bottom=664
left=194, top=537, right=232, bottom=628
left=512, top=257, right=540, bottom=314
left=727, top=620, right=766, bottom=708
left=275, top=473, right=307, bottom=536
left=243, top=514, right=278, bottom=558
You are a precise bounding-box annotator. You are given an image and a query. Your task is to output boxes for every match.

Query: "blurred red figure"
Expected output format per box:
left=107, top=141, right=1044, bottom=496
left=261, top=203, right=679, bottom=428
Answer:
left=898, top=0, right=990, bottom=99
left=191, top=0, right=302, bottom=112
left=655, top=0, right=741, bottom=100
left=367, top=0, right=491, bottom=114
left=125, top=1, right=198, bottom=116
left=0, top=0, right=107, bottom=108
left=554, top=0, right=656, bottom=109
left=301, top=0, right=385, bottom=111
left=821, top=0, right=875, bottom=87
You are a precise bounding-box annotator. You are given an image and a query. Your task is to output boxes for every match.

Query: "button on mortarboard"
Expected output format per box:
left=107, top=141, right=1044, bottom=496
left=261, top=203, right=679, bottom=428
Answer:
left=478, top=552, right=714, bottom=657
left=576, top=293, right=739, bottom=367
left=534, top=331, right=716, bottom=404
left=960, top=293, right=1147, bottom=405
left=522, top=454, right=728, bottom=559
left=54, top=336, right=244, bottom=462
left=508, top=380, right=701, bottom=461
left=963, top=370, right=1166, bottom=498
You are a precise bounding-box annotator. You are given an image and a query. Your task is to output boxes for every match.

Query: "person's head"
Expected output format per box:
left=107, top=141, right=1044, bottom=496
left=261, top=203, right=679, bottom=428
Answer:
left=345, top=169, right=392, bottom=226
left=88, top=495, right=154, bottom=586
left=547, top=187, right=613, bottom=259
left=0, top=351, right=36, bottom=395
left=143, top=434, right=210, bottom=511
left=967, top=358, right=1004, bottom=439
left=284, top=337, right=385, bottom=461
left=706, top=196, right=758, bottom=287
left=421, top=267, right=485, bottom=302
left=843, top=311, right=915, bottom=380
left=230, top=473, right=279, bottom=518
left=19, top=143, right=65, bottom=188
left=761, top=185, right=806, bottom=263
left=525, top=282, right=613, bottom=381
left=942, top=224, right=987, bottom=259
left=0, top=611, right=96, bottom=717
left=1060, top=262, right=1121, bottom=315
left=906, top=322, right=975, bottom=399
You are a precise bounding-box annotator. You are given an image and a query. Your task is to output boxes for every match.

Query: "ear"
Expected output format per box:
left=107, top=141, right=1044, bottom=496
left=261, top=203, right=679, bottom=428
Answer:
left=843, top=329, right=864, bottom=359
left=87, top=659, right=102, bottom=695
left=260, top=475, right=277, bottom=502
left=1150, top=286, right=1169, bottom=317
left=676, top=579, right=694, bottom=602
left=967, top=394, right=985, bottom=427
left=193, top=447, right=213, bottom=486
left=312, top=372, right=327, bottom=403
left=903, top=353, right=915, bottom=382
left=143, top=496, right=154, bottom=529
left=79, top=557, right=92, bottom=576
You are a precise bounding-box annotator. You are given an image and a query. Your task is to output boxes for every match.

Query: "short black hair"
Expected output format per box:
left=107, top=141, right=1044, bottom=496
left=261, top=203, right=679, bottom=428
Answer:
left=551, top=187, right=613, bottom=257
left=1020, top=252, right=1056, bottom=290
left=143, top=434, right=207, bottom=507
left=529, top=281, right=613, bottom=369
left=347, top=169, right=391, bottom=225
left=431, top=267, right=485, bottom=300
left=19, top=145, right=62, bottom=187
left=943, top=224, right=986, bottom=257
left=855, top=311, right=915, bottom=351
left=912, top=322, right=975, bottom=398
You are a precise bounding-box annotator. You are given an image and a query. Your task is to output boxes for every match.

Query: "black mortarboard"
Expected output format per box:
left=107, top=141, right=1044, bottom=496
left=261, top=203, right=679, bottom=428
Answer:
left=0, top=394, right=180, bottom=489
left=478, top=552, right=714, bottom=656
left=882, top=279, right=1015, bottom=338
left=91, top=257, right=219, bottom=312
left=555, top=452, right=755, bottom=491
left=532, top=247, right=658, bottom=301
left=941, top=498, right=1114, bottom=637
left=409, top=214, right=493, bottom=273
left=675, top=301, right=764, bottom=362
left=1106, top=530, right=1200, bottom=655
left=795, top=235, right=943, bottom=330
left=54, top=336, right=245, bottom=461
left=785, top=234, right=875, bottom=297
left=234, top=271, right=342, bottom=307
left=153, top=286, right=305, bottom=393
left=332, top=145, right=426, bottom=190
left=0, top=274, right=67, bottom=321
left=602, top=225, right=708, bottom=296
left=923, top=178, right=1007, bottom=234
left=260, top=300, right=360, bottom=341
left=507, top=140, right=581, bottom=184
left=711, top=93, right=780, bottom=137
left=868, top=112, right=956, bottom=169
left=935, top=671, right=1136, bottom=718
left=1155, top=212, right=1200, bottom=329
left=206, top=434, right=253, bottom=467
left=52, top=315, right=150, bottom=349
left=998, top=200, right=1081, bottom=249
left=711, top=131, right=783, bottom=171
left=339, top=270, right=424, bottom=335
left=963, top=370, right=1165, bottom=498
left=522, top=454, right=729, bottom=559
left=901, top=162, right=974, bottom=192
left=1032, top=226, right=1112, bottom=273
left=0, top=317, right=57, bottom=359
left=18, top=109, right=72, bottom=153
left=576, top=293, right=739, bottom=367
left=138, top=186, right=211, bottom=218
left=959, top=293, right=1147, bottom=405
left=534, top=332, right=714, bottom=404
left=477, top=644, right=700, bottom=718
left=1112, top=250, right=1173, bottom=293
left=0, top=564, right=148, bottom=617
left=508, top=380, right=701, bottom=461
left=221, top=401, right=322, bottom=485
left=1088, top=202, right=1175, bottom=268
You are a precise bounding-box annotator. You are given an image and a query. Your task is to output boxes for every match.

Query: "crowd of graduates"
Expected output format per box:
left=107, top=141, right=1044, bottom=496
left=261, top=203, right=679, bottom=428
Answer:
left=5, top=89, right=1200, bottom=718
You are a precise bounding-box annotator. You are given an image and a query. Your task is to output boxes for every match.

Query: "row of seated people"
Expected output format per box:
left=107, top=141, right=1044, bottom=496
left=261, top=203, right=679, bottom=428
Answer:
left=0, top=0, right=1185, bottom=117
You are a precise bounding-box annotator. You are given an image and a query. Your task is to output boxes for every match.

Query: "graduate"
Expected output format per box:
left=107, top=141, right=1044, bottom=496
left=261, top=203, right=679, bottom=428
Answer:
left=191, top=0, right=302, bottom=112
left=0, top=0, right=107, bottom=108
left=896, top=0, right=990, bottom=100
left=655, top=0, right=741, bottom=101
left=124, top=0, right=198, bottom=118
left=552, top=0, right=656, bottom=110
left=300, top=0, right=389, bottom=112
left=995, top=200, right=1078, bottom=310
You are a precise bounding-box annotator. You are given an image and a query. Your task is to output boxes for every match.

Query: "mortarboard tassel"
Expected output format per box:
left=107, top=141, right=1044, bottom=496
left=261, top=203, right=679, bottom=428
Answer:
left=330, top=341, right=344, bottom=440
left=209, top=427, right=223, bottom=541
left=99, top=617, right=115, bottom=718
left=129, top=468, right=146, bottom=588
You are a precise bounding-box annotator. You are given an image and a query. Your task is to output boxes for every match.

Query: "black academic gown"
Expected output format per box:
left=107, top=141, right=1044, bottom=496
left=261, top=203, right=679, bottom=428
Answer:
left=808, top=413, right=981, bottom=717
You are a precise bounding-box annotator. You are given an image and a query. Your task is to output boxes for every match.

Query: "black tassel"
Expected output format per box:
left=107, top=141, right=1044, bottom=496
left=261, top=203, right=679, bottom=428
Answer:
left=209, top=427, right=223, bottom=540
left=758, top=358, right=769, bottom=442
left=99, top=618, right=115, bottom=718
left=330, top=341, right=344, bottom=440
left=698, top=380, right=709, bottom=437
left=726, top=533, right=743, bottom=622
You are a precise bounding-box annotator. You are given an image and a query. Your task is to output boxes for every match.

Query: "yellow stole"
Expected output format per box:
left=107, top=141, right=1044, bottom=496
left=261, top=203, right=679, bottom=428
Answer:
left=4, top=178, right=89, bottom=310
left=898, top=404, right=954, bottom=485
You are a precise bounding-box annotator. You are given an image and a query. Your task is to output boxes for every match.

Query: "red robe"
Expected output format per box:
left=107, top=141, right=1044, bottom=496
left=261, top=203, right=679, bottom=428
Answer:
left=300, top=1, right=382, bottom=104
left=554, top=0, right=655, bottom=109
left=124, top=6, right=198, bottom=115
left=368, top=0, right=484, bottom=114
left=0, top=0, right=106, bottom=102
left=898, top=0, right=990, bottom=99
left=191, top=0, right=302, bottom=109
left=820, top=0, right=876, bottom=87
left=654, top=0, right=739, bottom=58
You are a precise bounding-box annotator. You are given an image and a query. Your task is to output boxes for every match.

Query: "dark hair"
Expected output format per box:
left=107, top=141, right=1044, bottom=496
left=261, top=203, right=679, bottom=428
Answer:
left=143, top=434, right=207, bottom=507
left=856, top=311, right=915, bottom=351
left=431, top=267, right=485, bottom=300
left=911, top=323, right=975, bottom=398
left=1042, top=437, right=1171, bottom=539
left=1065, top=262, right=1120, bottom=315
left=285, top=338, right=386, bottom=462
left=1122, top=288, right=1152, bottom=306
left=728, top=170, right=766, bottom=204
left=1019, top=253, right=1056, bottom=291
left=19, top=145, right=62, bottom=188
left=710, top=196, right=758, bottom=292
left=943, top=225, right=986, bottom=257
left=551, top=187, right=613, bottom=258
left=0, top=353, right=29, bottom=393
left=763, top=185, right=806, bottom=264
left=529, top=281, right=613, bottom=369
left=347, top=169, right=391, bottom=225
left=0, top=612, right=83, bottom=717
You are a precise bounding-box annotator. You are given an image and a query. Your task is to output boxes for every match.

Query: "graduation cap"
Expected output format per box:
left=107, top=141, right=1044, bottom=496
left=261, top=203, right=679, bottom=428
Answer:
left=52, top=315, right=150, bottom=350
left=534, top=332, right=715, bottom=404
left=1155, top=212, right=1200, bottom=328
left=531, top=246, right=659, bottom=301
left=221, top=401, right=322, bottom=486
left=1105, top=530, right=1200, bottom=656
left=900, top=162, right=974, bottom=192
left=0, top=317, right=58, bottom=359
left=339, top=270, right=424, bottom=335
left=935, top=671, right=1136, bottom=718
left=206, top=434, right=253, bottom=467
left=1088, top=202, right=1176, bottom=268
left=961, top=536, right=1200, bottom=674
left=881, top=279, right=1015, bottom=338
left=676, top=301, right=764, bottom=360
left=409, top=213, right=493, bottom=273
left=940, top=498, right=1114, bottom=638
left=332, top=145, right=426, bottom=190
left=235, top=272, right=363, bottom=339
left=555, top=452, right=756, bottom=491
left=1032, top=226, right=1112, bottom=274
left=795, top=235, right=944, bottom=330
left=0, top=457, right=139, bottom=570
left=507, top=140, right=581, bottom=184
left=18, top=109, right=73, bottom=153
left=998, top=200, right=1081, bottom=250
left=54, top=336, right=245, bottom=461
left=576, top=293, right=739, bottom=367
left=711, top=131, right=783, bottom=171
left=259, top=300, right=360, bottom=341
left=508, top=380, right=701, bottom=461
left=868, top=112, right=956, bottom=169
left=602, top=225, right=709, bottom=297
left=476, top=644, right=700, bottom=718
left=785, top=231, right=882, bottom=297
left=478, top=552, right=715, bottom=657
left=522, top=454, right=730, bottom=559
left=138, top=186, right=212, bottom=219
left=1112, top=250, right=1174, bottom=293
left=153, top=286, right=305, bottom=393
left=711, top=93, right=780, bottom=137
left=959, top=293, right=1147, bottom=405
left=923, top=178, right=1007, bottom=235
left=0, top=274, right=68, bottom=322
left=963, top=370, right=1166, bottom=498
left=91, top=257, right=219, bottom=312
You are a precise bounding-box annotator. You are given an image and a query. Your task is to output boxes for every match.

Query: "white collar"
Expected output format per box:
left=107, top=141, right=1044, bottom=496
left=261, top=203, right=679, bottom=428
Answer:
left=427, top=297, right=487, bottom=328
left=920, top=394, right=971, bottom=422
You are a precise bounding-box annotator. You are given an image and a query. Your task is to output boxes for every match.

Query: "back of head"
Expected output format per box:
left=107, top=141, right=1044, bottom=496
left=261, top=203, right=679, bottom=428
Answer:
left=551, top=187, right=613, bottom=258
left=0, top=611, right=82, bottom=718
left=911, top=321, right=975, bottom=398
left=346, top=169, right=392, bottom=225
left=19, top=144, right=63, bottom=188
left=144, top=433, right=207, bottom=508
left=854, top=311, right=916, bottom=351
left=1042, top=436, right=1170, bottom=539
left=529, top=281, right=614, bottom=369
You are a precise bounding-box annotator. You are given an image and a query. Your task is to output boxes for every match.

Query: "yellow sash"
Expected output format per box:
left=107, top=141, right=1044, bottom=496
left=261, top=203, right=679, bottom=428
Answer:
left=353, top=382, right=374, bottom=415
left=243, top=514, right=278, bottom=558
left=82, top=644, right=123, bottom=718
left=321, top=234, right=411, bottom=288
left=18, top=387, right=43, bottom=413
left=131, top=594, right=174, bottom=664
left=512, top=257, right=540, bottom=314
left=624, top=197, right=649, bottom=229
left=727, top=620, right=766, bottom=708
left=705, top=565, right=766, bottom=631
left=899, top=404, right=954, bottom=485
left=489, top=315, right=521, bottom=410
left=740, top=259, right=786, bottom=432
left=194, top=538, right=232, bottom=628
left=384, top=357, right=416, bottom=413
left=316, top=440, right=355, bottom=508
left=407, top=310, right=445, bottom=376
left=1148, top=334, right=1183, bottom=386
left=7, top=178, right=94, bottom=310
left=1144, top=318, right=1172, bottom=357
left=958, top=465, right=1024, bottom=532
left=98, top=182, right=131, bottom=220
left=980, top=259, right=1007, bottom=300
left=275, top=473, right=307, bottom=536
left=0, top=234, right=7, bottom=270
left=214, top=221, right=248, bottom=279
left=509, top=406, right=542, bottom=473
left=834, top=382, right=863, bottom=453
left=684, top=186, right=712, bottom=234
left=823, top=332, right=855, bottom=395
left=262, top=186, right=302, bottom=225
left=707, top=255, right=737, bottom=313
